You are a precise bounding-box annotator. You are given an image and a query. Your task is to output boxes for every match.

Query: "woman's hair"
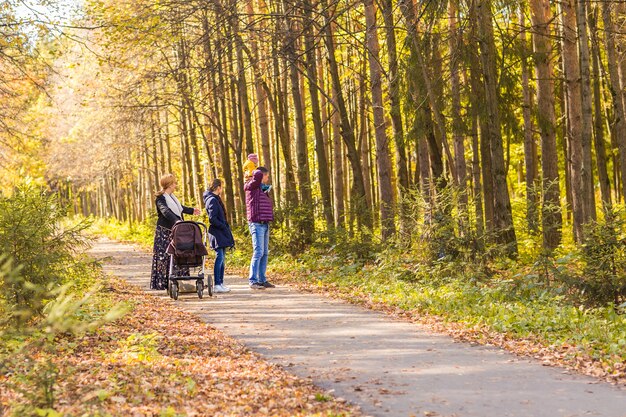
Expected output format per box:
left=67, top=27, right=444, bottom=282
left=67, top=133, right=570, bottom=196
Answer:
left=156, top=174, right=176, bottom=196
left=257, top=166, right=269, bottom=174
left=209, top=178, right=222, bottom=192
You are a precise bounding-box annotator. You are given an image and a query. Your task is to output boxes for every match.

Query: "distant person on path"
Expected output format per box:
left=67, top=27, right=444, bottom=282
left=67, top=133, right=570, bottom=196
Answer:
left=150, top=173, right=200, bottom=290
left=203, top=179, right=235, bottom=293
left=245, top=167, right=275, bottom=290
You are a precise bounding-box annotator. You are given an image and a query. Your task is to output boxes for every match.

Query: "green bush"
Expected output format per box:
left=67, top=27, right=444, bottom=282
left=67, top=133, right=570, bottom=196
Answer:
left=0, top=185, right=91, bottom=324
left=0, top=186, right=127, bottom=416
left=577, top=209, right=626, bottom=306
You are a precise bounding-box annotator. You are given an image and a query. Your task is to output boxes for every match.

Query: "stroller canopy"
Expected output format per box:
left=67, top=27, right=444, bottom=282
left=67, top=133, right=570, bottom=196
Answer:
left=167, top=221, right=208, bottom=266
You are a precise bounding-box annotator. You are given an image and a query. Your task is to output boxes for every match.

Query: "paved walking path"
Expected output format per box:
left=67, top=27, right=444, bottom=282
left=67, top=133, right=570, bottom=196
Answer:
left=91, top=238, right=626, bottom=417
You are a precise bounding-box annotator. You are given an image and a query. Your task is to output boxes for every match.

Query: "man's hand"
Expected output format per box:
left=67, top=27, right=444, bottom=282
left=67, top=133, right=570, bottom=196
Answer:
left=193, top=208, right=201, bottom=216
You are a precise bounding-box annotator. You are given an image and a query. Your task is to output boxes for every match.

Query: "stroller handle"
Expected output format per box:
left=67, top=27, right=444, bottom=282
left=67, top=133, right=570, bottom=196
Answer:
left=194, top=222, right=209, bottom=247
left=174, top=220, right=209, bottom=246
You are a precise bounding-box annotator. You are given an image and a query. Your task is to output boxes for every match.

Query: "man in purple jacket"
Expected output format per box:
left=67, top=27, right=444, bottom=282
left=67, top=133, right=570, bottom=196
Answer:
left=245, top=167, right=275, bottom=290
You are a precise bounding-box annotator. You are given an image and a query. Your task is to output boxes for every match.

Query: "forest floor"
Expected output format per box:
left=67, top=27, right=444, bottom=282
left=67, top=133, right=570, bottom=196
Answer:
left=1, top=254, right=358, bottom=417
left=91, top=238, right=626, bottom=417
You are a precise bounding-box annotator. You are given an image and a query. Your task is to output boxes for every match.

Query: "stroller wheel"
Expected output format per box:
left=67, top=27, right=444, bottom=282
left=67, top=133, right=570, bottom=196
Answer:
left=196, top=279, right=204, bottom=299
left=171, top=282, right=179, bottom=300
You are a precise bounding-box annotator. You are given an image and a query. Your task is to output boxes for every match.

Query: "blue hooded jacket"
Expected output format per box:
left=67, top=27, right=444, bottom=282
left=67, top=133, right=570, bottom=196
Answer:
left=203, top=191, right=235, bottom=250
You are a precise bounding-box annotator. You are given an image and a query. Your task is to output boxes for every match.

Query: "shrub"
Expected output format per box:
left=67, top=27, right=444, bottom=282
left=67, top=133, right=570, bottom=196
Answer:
left=0, top=185, right=91, bottom=324
left=401, top=185, right=491, bottom=271
left=0, top=186, right=127, bottom=415
left=577, top=209, right=626, bottom=306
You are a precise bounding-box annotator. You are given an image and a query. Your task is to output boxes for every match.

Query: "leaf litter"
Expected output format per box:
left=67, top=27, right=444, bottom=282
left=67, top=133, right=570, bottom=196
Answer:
left=1, top=278, right=361, bottom=417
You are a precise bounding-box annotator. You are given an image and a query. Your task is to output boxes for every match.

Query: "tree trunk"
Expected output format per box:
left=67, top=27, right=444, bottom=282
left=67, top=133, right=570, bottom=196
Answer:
left=558, top=66, right=573, bottom=222
left=588, top=3, right=611, bottom=209
left=475, top=0, right=517, bottom=254
left=519, top=5, right=539, bottom=233
left=217, top=50, right=236, bottom=224
left=399, top=0, right=457, bottom=184
left=303, top=0, right=334, bottom=230
left=282, top=0, right=312, bottom=210
left=320, top=0, right=372, bottom=231
left=529, top=0, right=562, bottom=250
left=381, top=0, right=409, bottom=235
left=575, top=0, right=596, bottom=222
left=468, top=37, right=494, bottom=232
left=244, top=0, right=272, bottom=169
left=470, top=111, right=484, bottom=235
left=560, top=0, right=587, bottom=241
left=602, top=1, right=626, bottom=204
left=358, top=72, right=374, bottom=215
left=164, top=107, right=173, bottom=174
left=449, top=0, right=468, bottom=223
left=179, top=104, right=193, bottom=202
left=227, top=36, right=245, bottom=219
left=363, top=0, right=395, bottom=238
left=332, top=86, right=346, bottom=229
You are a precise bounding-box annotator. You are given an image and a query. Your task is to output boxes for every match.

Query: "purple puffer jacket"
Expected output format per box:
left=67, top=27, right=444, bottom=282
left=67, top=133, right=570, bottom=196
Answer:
left=245, top=170, right=274, bottom=223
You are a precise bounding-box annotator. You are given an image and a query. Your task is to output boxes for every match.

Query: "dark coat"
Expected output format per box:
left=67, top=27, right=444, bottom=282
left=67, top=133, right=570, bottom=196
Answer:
left=155, top=194, right=194, bottom=230
left=245, top=170, right=274, bottom=223
left=203, top=191, right=235, bottom=250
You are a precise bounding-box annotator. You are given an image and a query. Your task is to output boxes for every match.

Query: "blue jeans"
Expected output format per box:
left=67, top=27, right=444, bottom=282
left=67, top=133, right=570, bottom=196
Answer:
left=214, top=247, right=225, bottom=286
left=248, top=222, right=269, bottom=284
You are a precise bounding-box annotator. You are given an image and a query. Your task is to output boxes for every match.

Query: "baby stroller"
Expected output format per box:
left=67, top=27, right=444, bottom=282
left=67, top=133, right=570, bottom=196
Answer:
left=166, top=221, right=212, bottom=300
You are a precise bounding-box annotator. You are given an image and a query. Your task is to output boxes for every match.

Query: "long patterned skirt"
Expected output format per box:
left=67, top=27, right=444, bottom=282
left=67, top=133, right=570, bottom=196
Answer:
left=150, top=225, right=191, bottom=290
left=150, top=226, right=172, bottom=290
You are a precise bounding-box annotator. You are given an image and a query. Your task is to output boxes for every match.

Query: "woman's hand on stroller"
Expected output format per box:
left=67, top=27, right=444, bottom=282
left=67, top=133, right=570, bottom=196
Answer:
left=193, top=208, right=201, bottom=215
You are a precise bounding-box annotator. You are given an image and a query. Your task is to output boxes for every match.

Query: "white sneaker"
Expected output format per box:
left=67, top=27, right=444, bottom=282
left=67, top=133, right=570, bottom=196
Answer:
left=214, top=284, right=231, bottom=293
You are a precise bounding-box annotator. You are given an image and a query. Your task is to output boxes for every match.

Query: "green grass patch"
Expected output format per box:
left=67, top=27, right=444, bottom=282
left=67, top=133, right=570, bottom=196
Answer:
left=267, top=249, right=626, bottom=370
left=88, top=216, right=156, bottom=249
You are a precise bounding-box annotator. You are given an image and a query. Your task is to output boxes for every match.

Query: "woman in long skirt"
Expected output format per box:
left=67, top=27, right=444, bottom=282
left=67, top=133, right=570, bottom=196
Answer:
left=150, top=174, right=200, bottom=290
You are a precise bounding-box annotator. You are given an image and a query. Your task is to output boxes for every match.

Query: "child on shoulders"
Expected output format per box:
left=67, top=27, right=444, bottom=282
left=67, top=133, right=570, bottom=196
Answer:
left=243, top=153, right=271, bottom=193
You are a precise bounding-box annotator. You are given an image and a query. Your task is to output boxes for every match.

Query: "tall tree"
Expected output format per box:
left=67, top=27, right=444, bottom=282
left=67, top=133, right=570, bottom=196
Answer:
left=320, top=0, right=372, bottom=230
left=381, top=0, right=409, bottom=235
left=529, top=0, right=562, bottom=250
left=303, top=0, right=334, bottom=230
left=560, top=0, right=590, bottom=241
left=399, top=0, right=457, bottom=186
left=475, top=0, right=517, bottom=254
left=449, top=0, right=468, bottom=220
left=246, top=0, right=272, bottom=169
left=363, top=0, right=395, bottom=238
left=602, top=1, right=626, bottom=204
left=282, top=0, right=312, bottom=209
left=588, top=3, right=611, bottom=209
left=518, top=6, right=538, bottom=232
left=575, top=0, right=596, bottom=222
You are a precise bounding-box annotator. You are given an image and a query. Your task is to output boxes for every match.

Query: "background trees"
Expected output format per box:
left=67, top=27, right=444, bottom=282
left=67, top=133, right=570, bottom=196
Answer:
left=4, top=0, right=626, bottom=253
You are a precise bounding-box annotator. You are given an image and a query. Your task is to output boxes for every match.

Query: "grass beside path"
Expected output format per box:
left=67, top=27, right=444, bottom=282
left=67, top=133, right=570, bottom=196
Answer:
left=265, top=259, right=626, bottom=386
left=90, top=218, right=626, bottom=387
left=2, top=274, right=360, bottom=417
